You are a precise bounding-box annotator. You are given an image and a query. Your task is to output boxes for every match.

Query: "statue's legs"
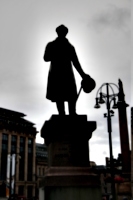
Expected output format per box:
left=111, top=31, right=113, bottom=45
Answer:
left=56, top=101, right=65, bottom=115
left=68, top=99, right=76, bottom=115
left=56, top=99, right=76, bottom=115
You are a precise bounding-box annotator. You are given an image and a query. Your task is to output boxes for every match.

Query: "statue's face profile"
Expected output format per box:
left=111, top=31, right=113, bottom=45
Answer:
left=56, top=24, right=68, bottom=38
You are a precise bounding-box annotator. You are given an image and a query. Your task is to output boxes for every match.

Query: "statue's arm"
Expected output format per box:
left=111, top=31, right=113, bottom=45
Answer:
left=71, top=46, right=85, bottom=78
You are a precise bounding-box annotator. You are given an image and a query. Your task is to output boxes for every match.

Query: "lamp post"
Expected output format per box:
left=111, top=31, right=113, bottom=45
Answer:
left=9, top=154, right=16, bottom=199
left=94, top=82, right=119, bottom=200
left=9, top=152, right=21, bottom=198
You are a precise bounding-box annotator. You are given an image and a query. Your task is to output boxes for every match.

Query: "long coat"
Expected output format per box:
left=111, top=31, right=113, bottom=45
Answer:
left=44, top=37, right=83, bottom=102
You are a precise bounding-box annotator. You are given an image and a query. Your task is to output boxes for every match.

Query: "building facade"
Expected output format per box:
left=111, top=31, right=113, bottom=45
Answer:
left=0, top=108, right=37, bottom=198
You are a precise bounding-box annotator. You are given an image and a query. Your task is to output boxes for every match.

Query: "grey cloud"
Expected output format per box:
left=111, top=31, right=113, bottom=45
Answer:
left=88, top=4, right=130, bottom=33
left=90, top=135, right=120, bottom=146
left=90, top=116, right=121, bottom=147
left=103, top=151, right=107, bottom=155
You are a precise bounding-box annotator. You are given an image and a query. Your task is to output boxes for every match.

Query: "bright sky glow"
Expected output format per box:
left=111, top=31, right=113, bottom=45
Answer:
left=0, top=0, right=131, bottom=165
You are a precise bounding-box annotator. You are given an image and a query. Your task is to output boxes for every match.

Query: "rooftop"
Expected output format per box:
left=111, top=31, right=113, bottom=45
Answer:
left=0, top=107, right=37, bottom=135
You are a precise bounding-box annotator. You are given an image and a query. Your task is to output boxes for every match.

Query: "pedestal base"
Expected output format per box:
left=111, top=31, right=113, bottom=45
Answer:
left=40, top=115, right=101, bottom=200
left=39, top=186, right=101, bottom=200
left=40, top=167, right=100, bottom=187
left=39, top=167, right=101, bottom=200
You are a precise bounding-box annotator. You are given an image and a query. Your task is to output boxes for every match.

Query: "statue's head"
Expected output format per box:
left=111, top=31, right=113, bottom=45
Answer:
left=56, top=25, right=68, bottom=38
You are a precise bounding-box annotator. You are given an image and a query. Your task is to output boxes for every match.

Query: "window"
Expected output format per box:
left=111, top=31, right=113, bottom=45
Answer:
left=19, top=137, right=25, bottom=181
left=2, top=134, right=8, bottom=151
left=11, top=145, right=16, bottom=152
left=2, top=144, right=7, bottom=150
left=38, top=168, right=41, bottom=176
left=28, top=139, right=32, bottom=144
left=19, top=186, right=24, bottom=195
left=20, top=147, right=24, bottom=152
left=27, top=138, right=33, bottom=181
left=11, top=135, right=17, bottom=154
left=43, top=168, right=45, bottom=176
left=11, top=135, right=17, bottom=142
left=2, top=134, right=8, bottom=141
left=27, top=186, right=32, bottom=198
left=28, top=147, right=32, bottom=153
left=20, top=137, right=25, bottom=143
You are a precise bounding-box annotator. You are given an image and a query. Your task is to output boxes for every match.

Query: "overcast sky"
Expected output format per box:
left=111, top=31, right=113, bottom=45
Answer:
left=0, top=0, right=131, bottom=165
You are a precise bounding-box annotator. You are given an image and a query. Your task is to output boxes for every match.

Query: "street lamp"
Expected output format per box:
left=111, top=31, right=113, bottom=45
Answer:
left=94, top=82, right=119, bottom=200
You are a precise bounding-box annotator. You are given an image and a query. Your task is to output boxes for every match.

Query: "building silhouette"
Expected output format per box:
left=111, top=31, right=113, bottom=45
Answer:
left=0, top=108, right=37, bottom=198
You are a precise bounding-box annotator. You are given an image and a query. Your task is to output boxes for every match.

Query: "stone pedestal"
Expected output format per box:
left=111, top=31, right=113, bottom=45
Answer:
left=39, top=115, right=101, bottom=200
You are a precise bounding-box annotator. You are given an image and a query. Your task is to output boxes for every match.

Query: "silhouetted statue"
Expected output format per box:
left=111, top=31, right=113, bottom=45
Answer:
left=44, top=25, right=95, bottom=115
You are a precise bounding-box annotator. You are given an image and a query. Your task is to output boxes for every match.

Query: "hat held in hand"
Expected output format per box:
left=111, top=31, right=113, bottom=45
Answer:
left=81, top=74, right=96, bottom=93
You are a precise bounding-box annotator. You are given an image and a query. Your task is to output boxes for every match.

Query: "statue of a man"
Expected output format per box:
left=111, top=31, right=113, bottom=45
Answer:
left=44, top=25, right=86, bottom=115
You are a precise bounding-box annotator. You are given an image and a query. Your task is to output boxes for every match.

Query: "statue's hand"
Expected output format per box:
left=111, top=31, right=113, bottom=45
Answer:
left=82, top=73, right=90, bottom=79
left=81, top=74, right=96, bottom=93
